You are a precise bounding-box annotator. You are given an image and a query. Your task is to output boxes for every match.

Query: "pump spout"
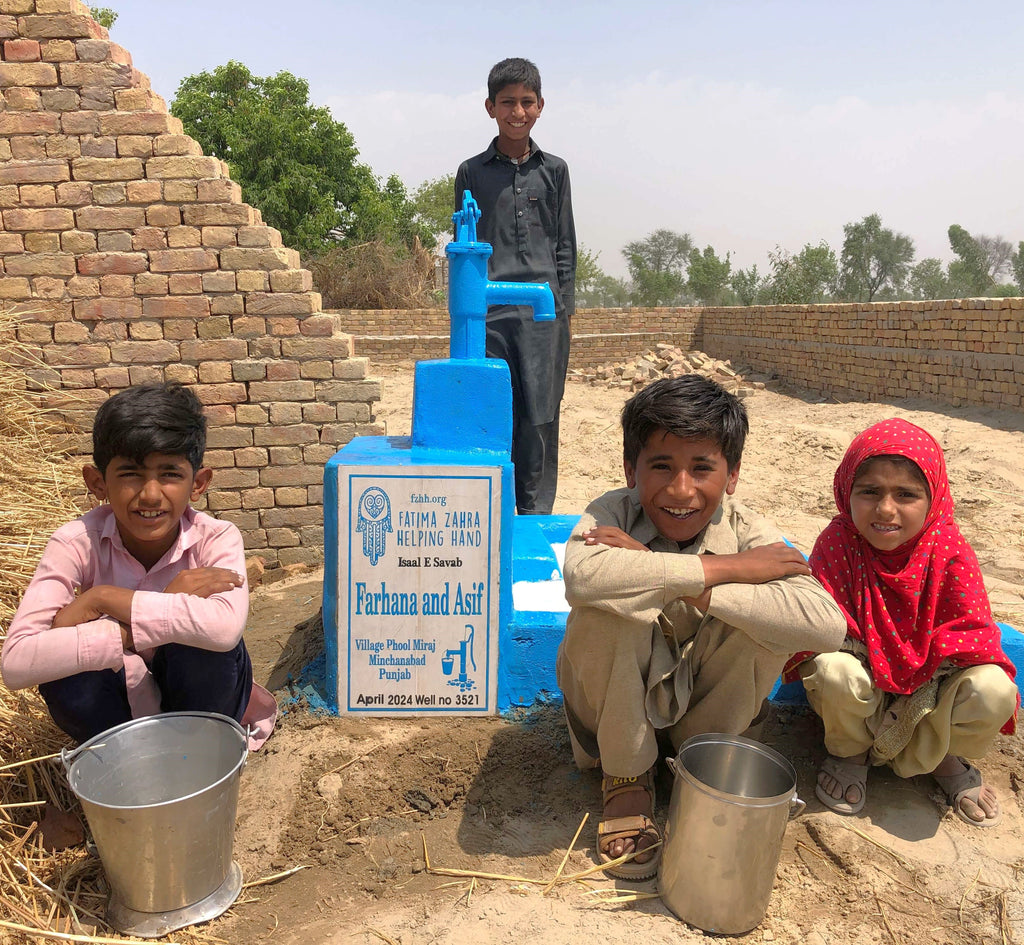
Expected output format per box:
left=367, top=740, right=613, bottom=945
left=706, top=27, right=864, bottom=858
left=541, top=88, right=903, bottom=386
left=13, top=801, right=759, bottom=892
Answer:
left=485, top=280, right=556, bottom=321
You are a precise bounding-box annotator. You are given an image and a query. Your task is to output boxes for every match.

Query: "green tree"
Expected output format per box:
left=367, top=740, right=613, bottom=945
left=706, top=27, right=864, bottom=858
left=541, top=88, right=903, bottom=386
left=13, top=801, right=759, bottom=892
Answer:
left=766, top=242, right=837, bottom=303
left=89, top=6, right=117, bottom=27
left=412, top=174, right=456, bottom=245
left=171, top=61, right=415, bottom=256
left=686, top=245, right=731, bottom=305
left=839, top=213, right=915, bottom=302
left=1011, top=241, right=1024, bottom=293
left=908, top=258, right=950, bottom=300
left=574, top=246, right=632, bottom=307
left=947, top=224, right=994, bottom=296
left=623, top=229, right=693, bottom=306
left=975, top=234, right=1014, bottom=282
left=731, top=264, right=767, bottom=306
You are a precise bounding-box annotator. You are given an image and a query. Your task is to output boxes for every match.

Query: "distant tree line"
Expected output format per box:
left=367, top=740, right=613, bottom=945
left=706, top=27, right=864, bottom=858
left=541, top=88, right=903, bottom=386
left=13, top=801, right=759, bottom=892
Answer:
left=166, top=59, right=1023, bottom=310
left=577, top=216, right=1024, bottom=308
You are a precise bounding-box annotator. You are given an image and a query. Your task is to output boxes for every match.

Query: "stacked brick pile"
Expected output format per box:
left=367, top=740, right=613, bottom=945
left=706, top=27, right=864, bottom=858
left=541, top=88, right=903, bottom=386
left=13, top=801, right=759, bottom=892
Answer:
left=569, top=344, right=764, bottom=397
left=0, top=0, right=381, bottom=572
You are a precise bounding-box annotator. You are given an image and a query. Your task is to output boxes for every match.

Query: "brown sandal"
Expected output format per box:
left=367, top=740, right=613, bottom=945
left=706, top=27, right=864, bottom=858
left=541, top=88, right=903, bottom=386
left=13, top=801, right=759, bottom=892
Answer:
left=597, top=768, right=662, bottom=881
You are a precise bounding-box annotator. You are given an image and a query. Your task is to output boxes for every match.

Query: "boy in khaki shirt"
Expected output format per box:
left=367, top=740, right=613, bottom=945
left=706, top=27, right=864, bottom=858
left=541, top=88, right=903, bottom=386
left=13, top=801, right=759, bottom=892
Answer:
left=558, top=375, right=845, bottom=880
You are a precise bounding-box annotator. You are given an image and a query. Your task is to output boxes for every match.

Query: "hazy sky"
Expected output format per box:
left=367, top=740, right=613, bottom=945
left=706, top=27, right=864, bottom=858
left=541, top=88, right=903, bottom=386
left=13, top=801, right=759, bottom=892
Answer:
left=109, top=0, right=1024, bottom=278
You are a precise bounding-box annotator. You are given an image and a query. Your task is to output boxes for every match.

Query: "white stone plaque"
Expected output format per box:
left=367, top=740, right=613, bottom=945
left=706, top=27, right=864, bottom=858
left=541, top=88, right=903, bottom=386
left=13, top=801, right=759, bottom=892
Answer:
left=336, top=467, right=501, bottom=714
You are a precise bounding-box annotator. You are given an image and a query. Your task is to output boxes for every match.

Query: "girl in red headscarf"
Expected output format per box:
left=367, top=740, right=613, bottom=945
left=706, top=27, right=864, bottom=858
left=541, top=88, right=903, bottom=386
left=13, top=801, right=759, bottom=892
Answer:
left=788, top=418, right=1017, bottom=826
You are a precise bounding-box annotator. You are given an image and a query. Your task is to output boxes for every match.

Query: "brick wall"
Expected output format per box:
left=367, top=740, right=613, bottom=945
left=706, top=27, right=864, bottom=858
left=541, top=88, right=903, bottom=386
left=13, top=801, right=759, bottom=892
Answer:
left=0, top=0, right=382, bottom=569
left=336, top=300, right=1023, bottom=409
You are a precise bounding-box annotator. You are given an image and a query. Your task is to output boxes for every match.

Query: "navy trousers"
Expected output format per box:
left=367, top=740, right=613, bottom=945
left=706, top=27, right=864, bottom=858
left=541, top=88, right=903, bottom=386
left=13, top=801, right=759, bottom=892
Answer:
left=39, top=640, right=253, bottom=743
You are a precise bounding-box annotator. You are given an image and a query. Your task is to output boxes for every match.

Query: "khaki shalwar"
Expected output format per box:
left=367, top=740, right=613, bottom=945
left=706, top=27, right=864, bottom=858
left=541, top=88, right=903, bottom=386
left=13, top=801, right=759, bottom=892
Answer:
left=557, top=488, right=847, bottom=776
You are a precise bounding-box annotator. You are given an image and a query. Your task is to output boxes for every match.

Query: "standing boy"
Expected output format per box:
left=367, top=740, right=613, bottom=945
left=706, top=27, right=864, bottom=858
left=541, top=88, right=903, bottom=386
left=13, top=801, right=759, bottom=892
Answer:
left=455, top=57, right=576, bottom=514
left=558, top=376, right=846, bottom=879
left=2, top=383, right=276, bottom=749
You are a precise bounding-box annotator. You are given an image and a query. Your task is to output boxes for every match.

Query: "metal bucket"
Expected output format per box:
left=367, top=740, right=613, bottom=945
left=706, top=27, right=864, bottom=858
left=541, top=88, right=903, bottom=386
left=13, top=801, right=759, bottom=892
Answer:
left=658, top=733, right=804, bottom=935
left=62, top=712, right=247, bottom=937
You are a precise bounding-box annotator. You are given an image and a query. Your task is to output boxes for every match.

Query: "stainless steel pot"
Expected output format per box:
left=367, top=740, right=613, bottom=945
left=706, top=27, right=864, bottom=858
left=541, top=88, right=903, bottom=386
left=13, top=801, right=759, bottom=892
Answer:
left=658, top=732, right=805, bottom=935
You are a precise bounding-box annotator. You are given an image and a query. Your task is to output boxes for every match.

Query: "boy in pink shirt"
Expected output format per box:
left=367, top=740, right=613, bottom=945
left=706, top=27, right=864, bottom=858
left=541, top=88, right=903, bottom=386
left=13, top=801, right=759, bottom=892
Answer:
left=2, top=383, right=275, bottom=748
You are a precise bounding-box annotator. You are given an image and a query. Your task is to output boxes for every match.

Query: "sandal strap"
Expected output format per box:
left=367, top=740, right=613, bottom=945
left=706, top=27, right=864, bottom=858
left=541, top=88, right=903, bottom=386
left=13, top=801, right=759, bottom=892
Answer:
left=597, top=814, right=660, bottom=841
left=601, top=769, right=655, bottom=804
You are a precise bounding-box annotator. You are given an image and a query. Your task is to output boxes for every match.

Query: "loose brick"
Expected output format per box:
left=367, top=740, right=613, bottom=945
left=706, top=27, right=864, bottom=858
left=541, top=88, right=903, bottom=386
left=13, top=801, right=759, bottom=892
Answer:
left=206, top=492, right=241, bottom=512
left=235, top=405, right=268, bottom=424
left=3, top=206, right=74, bottom=230
left=246, top=292, right=320, bottom=316
left=206, top=426, right=253, bottom=448
left=181, top=203, right=254, bottom=227
left=128, top=320, right=163, bottom=340
left=3, top=36, right=39, bottom=59
left=66, top=274, right=100, bottom=296
left=58, top=60, right=132, bottom=87
left=266, top=528, right=300, bottom=547
left=163, top=364, right=198, bottom=384
left=72, top=297, right=142, bottom=320
left=201, top=270, right=236, bottom=293
left=152, top=133, right=202, bottom=157
left=42, top=342, right=110, bottom=366
left=240, top=488, right=274, bottom=509
left=198, top=361, right=233, bottom=384
left=148, top=248, right=218, bottom=273
left=236, top=225, right=282, bottom=248
left=145, top=155, right=223, bottom=180
left=109, top=340, right=180, bottom=364
left=268, top=402, right=302, bottom=424
left=232, top=360, right=266, bottom=382
left=274, top=487, right=308, bottom=507
left=196, top=315, right=231, bottom=339
left=125, top=179, right=161, bottom=203
left=178, top=338, right=248, bottom=361
left=77, top=251, right=148, bottom=275
left=266, top=361, right=300, bottom=382
left=145, top=204, right=181, bottom=227
left=302, top=402, right=337, bottom=422
left=131, top=227, right=166, bottom=251
left=318, top=379, right=382, bottom=402
left=0, top=110, right=58, bottom=134
left=10, top=136, right=46, bottom=160
left=5, top=253, right=75, bottom=276
left=74, top=206, right=146, bottom=231
left=45, top=134, right=80, bottom=159
left=0, top=277, right=31, bottom=299
left=114, top=88, right=165, bottom=111
left=282, top=337, right=350, bottom=359
left=230, top=316, right=266, bottom=338
left=261, top=506, right=321, bottom=527
left=23, top=233, right=60, bottom=253
left=269, top=268, right=313, bottom=293
left=162, top=180, right=197, bottom=202
left=259, top=464, right=321, bottom=487
left=141, top=296, right=211, bottom=319
left=0, top=61, right=58, bottom=85
left=200, top=226, right=236, bottom=249
left=115, top=134, right=153, bottom=158
left=39, top=38, right=75, bottom=60
left=127, top=365, right=165, bottom=386
left=19, top=183, right=56, bottom=206
left=71, top=156, right=144, bottom=181
left=97, top=110, right=180, bottom=135
left=266, top=317, right=300, bottom=337
left=166, top=225, right=201, bottom=248
left=196, top=178, right=240, bottom=202
left=219, top=246, right=299, bottom=271
left=96, top=229, right=131, bottom=252
left=251, top=423, right=318, bottom=445
left=191, top=382, right=247, bottom=405
left=60, top=111, right=99, bottom=134
left=5, top=86, right=42, bottom=109
left=210, top=295, right=244, bottom=315
left=335, top=402, right=371, bottom=423
left=167, top=272, right=202, bottom=294
left=89, top=319, right=127, bottom=340
left=0, top=160, right=69, bottom=184
left=299, top=360, right=333, bottom=380
left=92, top=181, right=126, bottom=205
left=161, top=320, right=196, bottom=341
left=52, top=321, right=88, bottom=342
left=79, top=134, right=115, bottom=157
left=99, top=273, right=133, bottom=297
left=0, top=232, right=24, bottom=251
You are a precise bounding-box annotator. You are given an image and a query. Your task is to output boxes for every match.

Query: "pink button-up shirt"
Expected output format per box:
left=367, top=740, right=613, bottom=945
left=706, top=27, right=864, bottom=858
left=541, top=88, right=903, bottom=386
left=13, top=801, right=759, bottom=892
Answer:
left=2, top=505, right=276, bottom=749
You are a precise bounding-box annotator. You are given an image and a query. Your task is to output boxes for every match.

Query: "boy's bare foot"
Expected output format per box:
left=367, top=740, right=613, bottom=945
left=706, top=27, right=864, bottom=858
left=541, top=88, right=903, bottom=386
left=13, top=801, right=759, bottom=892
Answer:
left=597, top=768, right=661, bottom=880
left=816, top=752, right=869, bottom=815
left=933, top=755, right=1001, bottom=827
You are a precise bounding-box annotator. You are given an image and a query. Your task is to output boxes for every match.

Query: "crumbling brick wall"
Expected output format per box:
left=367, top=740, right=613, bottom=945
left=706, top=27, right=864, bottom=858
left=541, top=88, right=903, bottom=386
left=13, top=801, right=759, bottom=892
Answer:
left=0, top=0, right=382, bottom=569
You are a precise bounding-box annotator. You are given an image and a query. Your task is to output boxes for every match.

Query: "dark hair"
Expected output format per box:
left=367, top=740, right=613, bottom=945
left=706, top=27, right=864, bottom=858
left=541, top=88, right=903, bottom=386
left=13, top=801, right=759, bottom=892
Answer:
left=487, top=58, right=542, bottom=102
left=92, top=382, right=207, bottom=474
left=621, top=375, right=748, bottom=470
left=853, top=454, right=931, bottom=500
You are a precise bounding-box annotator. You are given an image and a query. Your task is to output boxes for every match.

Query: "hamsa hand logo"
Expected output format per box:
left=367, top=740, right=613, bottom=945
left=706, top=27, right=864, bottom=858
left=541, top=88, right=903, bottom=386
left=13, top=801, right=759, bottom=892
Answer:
left=355, top=487, right=392, bottom=566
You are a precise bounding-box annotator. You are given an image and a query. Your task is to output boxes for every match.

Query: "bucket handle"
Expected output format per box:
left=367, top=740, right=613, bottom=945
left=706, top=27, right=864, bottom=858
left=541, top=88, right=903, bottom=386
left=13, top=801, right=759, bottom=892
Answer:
left=789, top=792, right=806, bottom=818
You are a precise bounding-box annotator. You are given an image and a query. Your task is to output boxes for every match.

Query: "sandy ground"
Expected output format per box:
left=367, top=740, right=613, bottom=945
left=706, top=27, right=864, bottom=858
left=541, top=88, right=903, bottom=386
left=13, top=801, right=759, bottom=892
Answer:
left=215, top=363, right=1024, bottom=945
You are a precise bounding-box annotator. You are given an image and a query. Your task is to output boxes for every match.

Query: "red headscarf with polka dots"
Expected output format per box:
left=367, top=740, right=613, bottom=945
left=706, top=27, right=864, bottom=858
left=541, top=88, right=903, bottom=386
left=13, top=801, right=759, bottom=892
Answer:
left=807, top=418, right=1016, bottom=730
